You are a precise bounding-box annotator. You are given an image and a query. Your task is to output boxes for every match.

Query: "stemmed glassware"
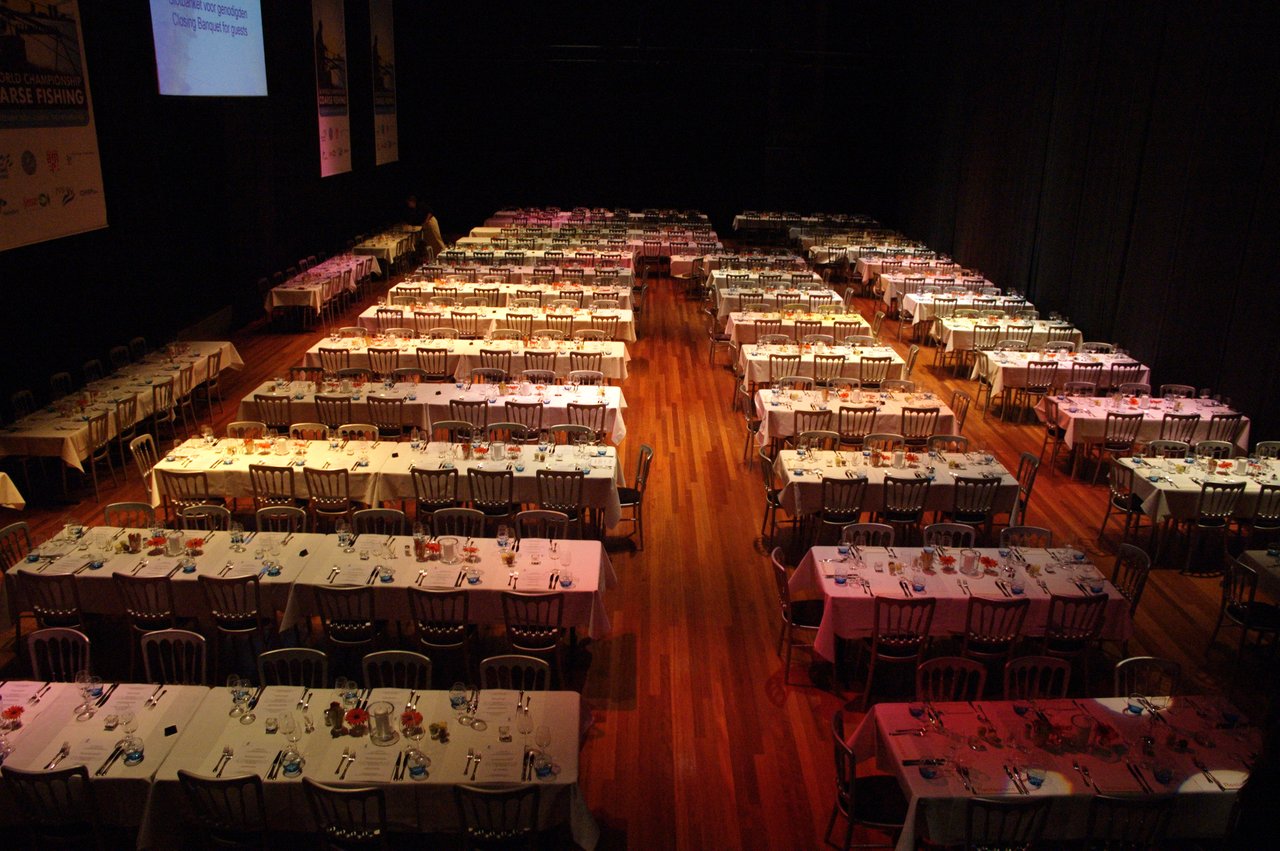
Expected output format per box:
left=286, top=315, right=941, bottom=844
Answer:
left=227, top=675, right=249, bottom=718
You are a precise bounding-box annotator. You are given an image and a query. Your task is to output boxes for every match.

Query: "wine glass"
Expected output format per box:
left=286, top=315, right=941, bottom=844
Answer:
left=497, top=525, right=510, bottom=550
left=227, top=675, right=245, bottom=717
left=74, top=670, right=94, bottom=716
left=535, top=724, right=552, bottom=757
left=120, top=711, right=137, bottom=735
left=229, top=521, right=245, bottom=552
left=281, top=713, right=300, bottom=744
left=517, top=704, right=534, bottom=744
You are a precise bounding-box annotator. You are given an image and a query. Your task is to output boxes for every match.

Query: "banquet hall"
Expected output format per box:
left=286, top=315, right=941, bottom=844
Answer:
left=0, top=2, right=1277, bottom=849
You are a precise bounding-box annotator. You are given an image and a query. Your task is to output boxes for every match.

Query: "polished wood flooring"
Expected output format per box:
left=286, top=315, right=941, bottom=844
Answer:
left=2, top=263, right=1274, bottom=850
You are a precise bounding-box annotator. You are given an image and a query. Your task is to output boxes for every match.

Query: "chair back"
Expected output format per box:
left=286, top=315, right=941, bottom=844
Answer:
left=304, top=467, right=352, bottom=514
left=141, top=629, right=206, bottom=685
left=915, top=656, right=987, bottom=703
left=870, top=596, right=935, bottom=660
left=965, top=796, right=1051, bottom=848
left=177, top=770, right=267, bottom=847
left=1044, top=594, right=1108, bottom=650
left=1085, top=794, right=1174, bottom=848
left=362, top=650, right=432, bottom=690
left=352, top=508, right=406, bottom=537
left=951, top=476, right=1001, bottom=519
left=256, top=505, right=307, bottom=533
left=0, top=522, right=33, bottom=569
left=249, top=464, right=296, bottom=508
left=180, top=504, right=232, bottom=532
left=1113, top=655, right=1181, bottom=699
left=479, top=654, right=551, bottom=691
left=469, top=468, right=514, bottom=515
left=104, top=502, right=155, bottom=529
left=28, top=627, right=90, bottom=682
left=1110, top=543, right=1151, bottom=615
left=839, top=522, right=895, bottom=548
left=1102, top=411, right=1144, bottom=448
left=20, top=570, right=83, bottom=628
left=961, top=596, right=1029, bottom=662
left=536, top=469, right=584, bottom=515
left=407, top=587, right=469, bottom=651
left=454, top=785, right=539, bottom=850
left=1003, top=655, right=1072, bottom=700
left=156, top=469, right=211, bottom=521
left=922, top=522, right=976, bottom=548
left=514, top=509, right=570, bottom=540
left=258, top=648, right=329, bottom=688
left=412, top=467, right=458, bottom=512
left=1195, top=480, right=1245, bottom=524
left=819, top=476, right=867, bottom=524
left=501, top=592, right=564, bottom=653
left=301, top=778, right=387, bottom=849
left=431, top=507, right=487, bottom=537
left=199, top=574, right=266, bottom=636
left=313, top=586, right=377, bottom=646
left=114, top=574, right=177, bottom=632
left=999, top=526, right=1054, bottom=549
left=1, top=764, right=99, bottom=845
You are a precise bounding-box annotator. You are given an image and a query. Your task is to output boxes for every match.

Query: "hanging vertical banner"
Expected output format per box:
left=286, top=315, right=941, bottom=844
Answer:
left=312, top=0, right=350, bottom=177
left=0, top=0, right=107, bottom=252
left=369, top=0, right=396, bottom=166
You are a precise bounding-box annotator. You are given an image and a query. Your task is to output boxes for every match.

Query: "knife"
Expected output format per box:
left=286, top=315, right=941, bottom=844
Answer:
left=392, top=751, right=403, bottom=780
left=1194, top=759, right=1227, bottom=791
left=1004, top=764, right=1028, bottom=794
left=95, top=683, right=120, bottom=707
left=266, top=750, right=283, bottom=780
left=28, top=681, right=52, bottom=704
left=44, top=742, right=71, bottom=770
left=95, top=744, right=124, bottom=776
left=899, top=579, right=912, bottom=597
left=1128, top=762, right=1154, bottom=794
left=247, top=686, right=265, bottom=710
left=145, top=683, right=164, bottom=706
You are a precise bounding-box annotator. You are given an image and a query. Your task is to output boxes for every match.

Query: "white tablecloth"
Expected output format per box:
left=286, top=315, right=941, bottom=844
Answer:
left=0, top=471, right=24, bottom=509
left=0, top=342, right=244, bottom=471
left=1119, top=457, right=1274, bottom=523
left=238, top=381, right=629, bottom=444
left=900, top=294, right=1032, bottom=325
left=1038, top=397, right=1250, bottom=451
left=304, top=338, right=631, bottom=382
left=738, top=343, right=905, bottom=386
left=391, top=280, right=633, bottom=309
left=939, top=319, right=1083, bottom=353
left=140, top=687, right=599, bottom=849
left=975, top=352, right=1149, bottom=400
left=755, top=390, right=955, bottom=446
left=724, top=311, right=870, bottom=344
left=358, top=305, right=637, bottom=343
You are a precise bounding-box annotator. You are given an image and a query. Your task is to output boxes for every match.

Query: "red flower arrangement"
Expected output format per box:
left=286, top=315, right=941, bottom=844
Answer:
left=1218, top=461, right=1234, bottom=470
left=185, top=538, right=204, bottom=549
left=344, top=707, right=369, bottom=727
left=148, top=536, right=166, bottom=548
left=400, top=709, right=423, bottom=728
left=2, top=705, right=24, bottom=721
left=979, top=556, right=998, bottom=568
left=939, top=555, right=957, bottom=567
left=905, top=453, right=919, bottom=464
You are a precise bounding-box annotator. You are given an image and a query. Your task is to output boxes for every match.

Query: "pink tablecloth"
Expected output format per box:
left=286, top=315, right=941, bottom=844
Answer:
left=789, top=545, right=1132, bottom=660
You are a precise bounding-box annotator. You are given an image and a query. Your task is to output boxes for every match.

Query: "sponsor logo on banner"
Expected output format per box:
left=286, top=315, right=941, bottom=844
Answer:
left=38, top=192, right=49, bottom=207
left=58, top=186, right=74, bottom=205
left=78, top=186, right=98, bottom=197
left=21, top=150, right=36, bottom=174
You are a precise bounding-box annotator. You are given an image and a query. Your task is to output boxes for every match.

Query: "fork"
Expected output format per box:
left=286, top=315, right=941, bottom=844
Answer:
left=471, top=752, right=482, bottom=781
left=216, top=746, right=234, bottom=777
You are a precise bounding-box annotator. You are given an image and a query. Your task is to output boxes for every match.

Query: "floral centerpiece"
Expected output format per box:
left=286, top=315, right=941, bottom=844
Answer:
left=1, top=704, right=24, bottom=730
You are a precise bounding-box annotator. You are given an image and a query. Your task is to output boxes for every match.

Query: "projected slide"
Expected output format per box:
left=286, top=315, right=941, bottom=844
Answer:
left=149, top=0, right=267, bottom=96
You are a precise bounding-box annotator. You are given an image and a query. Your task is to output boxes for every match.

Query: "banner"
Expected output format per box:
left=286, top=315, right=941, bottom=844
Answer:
left=312, top=0, right=350, bottom=177
left=0, top=0, right=107, bottom=252
left=369, top=0, right=396, bottom=166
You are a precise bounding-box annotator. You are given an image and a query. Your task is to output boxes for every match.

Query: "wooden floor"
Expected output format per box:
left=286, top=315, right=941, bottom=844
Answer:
left=2, top=261, right=1274, bottom=850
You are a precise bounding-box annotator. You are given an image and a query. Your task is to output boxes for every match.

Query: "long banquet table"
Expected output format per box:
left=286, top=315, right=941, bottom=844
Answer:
left=937, top=318, right=1083, bottom=353
left=790, top=545, right=1131, bottom=661
left=0, top=680, right=207, bottom=831
left=848, top=696, right=1252, bottom=850
left=303, top=337, right=631, bottom=382
left=772, top=450, right=1018, bottom=519
left=856, top=257, right=959, bottom=285
left=147, top=437, right=625, bottom=527
left=900, top=293, right=1032, bottom=325
left=0, top=342, right=244, bottom=472
left=237, top=380, right=629, bottom=444
left=7, top=527, right=617, bottom=638
left=976, top=352, right=1150, bottom=400
left=264, top=255, right=377, bottom=315
left=1117, top=456, right=1272, bottom=524
left=1041, top=396, right=1250, bottom=452
left=754, top=389, right=956, bottom=446
left=140, top=686, right=598, bottom=848
left=738, top=342, right=907, bottom=386
left=357, top=304, right=637, bottom=343
left=390, top=279, right=633, bottom=309
left=724, top=311, right=871, bottom=344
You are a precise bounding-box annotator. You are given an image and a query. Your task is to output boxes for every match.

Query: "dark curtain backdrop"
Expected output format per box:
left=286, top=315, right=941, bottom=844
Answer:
left=2, top=1, right=1277, bottom=439
left=886, top=0, right=1280, bottom=439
